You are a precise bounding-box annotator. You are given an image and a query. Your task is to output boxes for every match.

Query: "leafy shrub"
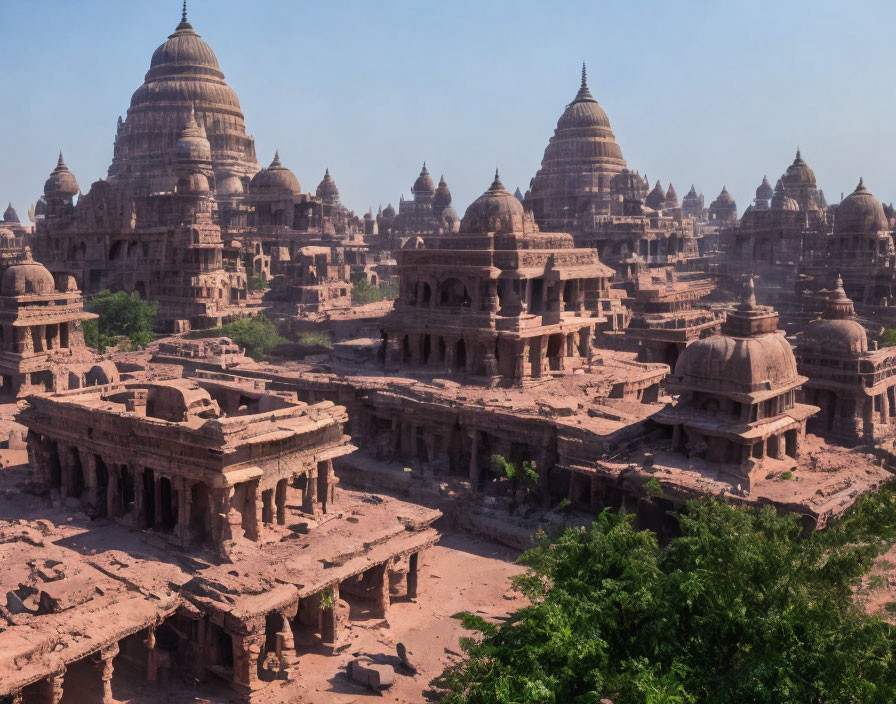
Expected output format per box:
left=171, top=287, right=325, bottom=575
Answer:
left=194, top=315, right=285, bottom=361
left=84, top=290, right=157, bottom=352
left=438, top=486, right=896, bottom=704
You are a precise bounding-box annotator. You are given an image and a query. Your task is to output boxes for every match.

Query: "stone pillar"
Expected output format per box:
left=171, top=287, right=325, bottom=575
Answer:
left=408, top=552, right=420, bottom=599
left=57, top=443, right=72, bottom=498
left=468, top=431, right=480, bottom=491
left=301, top=469, right=318, bottom=514
left=232, top=630, right=265, bottom=693
left=107, top=464, right=121, bottom=518
left=99, top=642, right=119, bottom=704
left=319, top=584, right=340, bottom=646
left=154, top=474, right=164, bottom=528
left=275, top=609, right=297, bottom=672
left=80, top=450, right=99, bottom=514
left=370, top=563, right=390, bottom=619
left=484, top=279, right=499, bottom=312
left=178, top=478, right=192, bottom=544
left=276, top=480, right=287, bottom=525
left=36, top=670, right=65, bottom=704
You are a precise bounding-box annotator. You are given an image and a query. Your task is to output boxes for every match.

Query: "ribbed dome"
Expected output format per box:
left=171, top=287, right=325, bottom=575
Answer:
left=756, top=175, right=773, bottom=201
left=3, top=203, right=19, bottom=223
left=250, top=151, right=301, bottom=194
left=2, top=261, right=56, bottom=296
left=107, top=4, right=258, bottom=193
left=148, top=14, right=222, bottom=77
left=412, top=164, right=435, bottom=197
left=526, top=63, right=626, bottom=224
left=835, top=179, right=888, bottom=235
left=800, top=318, right=867, bottom=355
left=673, top=332, right=800, bottom=395
left=434, top=175, right=452, bottom=209
left=556, top=78, right=613, bottom=130
left=316, top=168, right=340, bottom=203
left=783, top=148, right=816, bottom=187
left=44, top=153, right=79, bottom=197
left=460, top=171, right=525, bottom=234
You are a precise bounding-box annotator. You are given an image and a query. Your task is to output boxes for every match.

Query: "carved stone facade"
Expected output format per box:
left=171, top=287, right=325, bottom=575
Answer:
left=382, top=172, right=620, bottom=386
left=657, top=279, right=818, bottom=488
left=796, top=276, right=896, bottom=445
left=0, top=226, right=98, bottom=396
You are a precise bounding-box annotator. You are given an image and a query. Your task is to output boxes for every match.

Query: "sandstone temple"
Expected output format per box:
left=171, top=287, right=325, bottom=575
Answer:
left=3, top=3, right=896, bottom=702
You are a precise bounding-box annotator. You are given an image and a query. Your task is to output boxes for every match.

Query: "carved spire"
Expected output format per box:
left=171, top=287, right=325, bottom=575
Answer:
left=574, top=61, right=595, bottom=102
left=490, top=168, right=504, bottom=191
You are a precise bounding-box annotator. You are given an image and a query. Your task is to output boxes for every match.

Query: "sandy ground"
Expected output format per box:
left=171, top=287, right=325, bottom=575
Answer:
left=295, top=532, right=528, bottom=703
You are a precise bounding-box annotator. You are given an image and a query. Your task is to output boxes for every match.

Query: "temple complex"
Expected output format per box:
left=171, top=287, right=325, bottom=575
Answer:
left=7, top=372, right=439, bottom=702
left=0, top=226, right=98, bottom=397
left=373, top=165, right=460, bottom=252
left=106, top=4, right=259, bottom=197
left=524, top=67, right=705, bottom=282
left=8, top=5, right=896, bottom=702
left=656, top=278, right=818, bottom=487
left=622, top=270, right=723, bottom=367
left=796, top=276, right=896, bottom=445
left=381, top=171, right=622, bottom=385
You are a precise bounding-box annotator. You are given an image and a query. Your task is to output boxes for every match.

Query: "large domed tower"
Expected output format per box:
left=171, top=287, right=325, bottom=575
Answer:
left=107, top=2, right=259, bottom=196
left=525, top=63, right=627, bottom=229
left=780, top=148, right=823, bottom=212
left=658, top=277, right=818, bottom=488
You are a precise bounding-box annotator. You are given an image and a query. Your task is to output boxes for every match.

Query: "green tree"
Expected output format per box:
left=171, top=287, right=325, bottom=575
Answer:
left=881, top=329, right=896, bottom=347
left=490, top=455, right=539, bottom=511
left=438, top=489, right=896, bottom=704
left=351, top=278, right=385, bottom=305
left=84, top=290, right=157, bottom=352
left=248, top=273, right=268, bottom=292
left=215, top=315, right=285, bottom=361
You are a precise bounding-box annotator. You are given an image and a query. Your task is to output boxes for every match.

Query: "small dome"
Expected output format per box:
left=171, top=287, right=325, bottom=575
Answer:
left=175, top=107, right=211, bottom=162
left=382, top=203, right=395, bottom=218
left=645, top=180, right=666, bottom=210
left=412, top=164, right=435, bottom=197
left=434, top=175, right=452, bottom=209
left=712, top=186, right=735, bottom=206
left=755, top=175, right=773, bottom=201
left=835, top=179, right=888, bottom=235
left=44, top=152, right=79, bottom=197
left=316, top=168, right=340, bottom=203
left=459, top=170, right=525, bottom=234
left=440, top=205, right=459, bottom=231
left=673, top=332, right=800, bottom=396
left=782, top=148, right=816, bottom=187
left=664, top=183, right=679, bottom=208
left=217, top=174, right=244, bottom=195
left=800, top=318, right=867, bottom=356
left=769, top=178, right=798, bottom=210
left=2, top=261, right=56, bottom=296
left=249, top=151, right=301, bottom=194
left=3, top=203, right=19, bottom=223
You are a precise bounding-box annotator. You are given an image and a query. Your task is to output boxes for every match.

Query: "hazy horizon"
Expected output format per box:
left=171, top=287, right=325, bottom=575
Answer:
left=1, top=0, right=894, bottom=222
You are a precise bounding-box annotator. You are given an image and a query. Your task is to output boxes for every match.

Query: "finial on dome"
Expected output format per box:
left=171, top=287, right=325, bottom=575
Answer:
left=271, top=150, right=281, bottom=167
left=57, top=151, right=65, bottom=168
left=744, top=275, right=756, bottom=309
left=325, top=167, right=330, bottom=176
left=835, top=273, right=844, bottom=291
left=491, top=168, right=504, bottom=191
left=796, top=146, right=801, bottom=160
left=857, top=177, right=865, bottom=191
left=581, top=61, right=587, bottom=89
left=176, top=0, right=192, bottom=30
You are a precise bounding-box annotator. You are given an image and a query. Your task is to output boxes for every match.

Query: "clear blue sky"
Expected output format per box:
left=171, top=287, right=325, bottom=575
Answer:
left=1, top=0, right=894, bottom=222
